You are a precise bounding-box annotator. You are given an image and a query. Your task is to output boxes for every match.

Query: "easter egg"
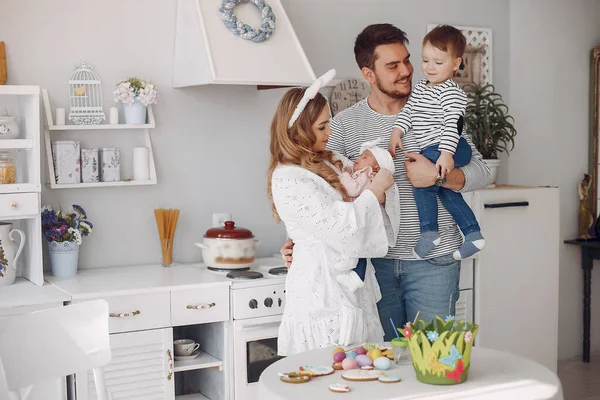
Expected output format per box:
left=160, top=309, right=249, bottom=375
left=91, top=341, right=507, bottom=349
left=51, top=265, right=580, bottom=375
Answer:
left=355, top=354, right=373, bottom=367
left=341, top=357, right=357, bottom=370
left=332, top=347, right=345, bottom=355
left=333, top=351, right=346, bottom=362
left=373, top=356, right=391, bottom=370
left=346, top=351, right=357, bottom=359
left=369, top=348, right=383, bottom=360
left=366, top=350, right=372, bottom=358
left=363, top=343, right=375, bottom=351
left=355, top=347, right=366, bottom=355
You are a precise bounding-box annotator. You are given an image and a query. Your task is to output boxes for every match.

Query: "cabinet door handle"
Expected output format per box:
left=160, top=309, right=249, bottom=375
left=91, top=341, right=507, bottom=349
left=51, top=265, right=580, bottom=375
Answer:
left=9, top=201, right=17, bottom=209
left=187, top=303, right=215, bottom=310
left=109, top=310, right=141, bottom=318
left=167, top=349, right=173, bottom=381
left=484, top=201, right=529, bottom=209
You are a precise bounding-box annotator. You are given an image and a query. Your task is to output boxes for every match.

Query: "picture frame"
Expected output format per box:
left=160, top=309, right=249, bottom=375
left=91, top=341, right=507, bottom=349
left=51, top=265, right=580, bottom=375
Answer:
left=454, top=45, right=484, bottom=87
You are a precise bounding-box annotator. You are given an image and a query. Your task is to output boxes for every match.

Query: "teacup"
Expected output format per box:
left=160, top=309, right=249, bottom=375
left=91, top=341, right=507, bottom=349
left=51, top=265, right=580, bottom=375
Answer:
left=173, top=339, right=200, bottom=356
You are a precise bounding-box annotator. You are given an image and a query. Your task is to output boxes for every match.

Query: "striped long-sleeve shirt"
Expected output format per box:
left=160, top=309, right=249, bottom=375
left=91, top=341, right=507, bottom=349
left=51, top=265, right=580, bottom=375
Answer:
left=393, top=79, right=467, bottom=154
left=327, top=98, right=490, bottom=260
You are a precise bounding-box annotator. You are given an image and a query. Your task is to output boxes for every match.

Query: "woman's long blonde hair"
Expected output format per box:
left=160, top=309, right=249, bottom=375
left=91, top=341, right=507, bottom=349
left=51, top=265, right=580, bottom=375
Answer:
left=267, top=88, right=348, bottom=222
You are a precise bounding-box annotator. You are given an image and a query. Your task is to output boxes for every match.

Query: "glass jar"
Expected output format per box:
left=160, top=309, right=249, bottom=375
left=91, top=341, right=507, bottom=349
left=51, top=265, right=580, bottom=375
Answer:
left=0, top=109, right=20, bottom=139
left=0, top=152, right=17, bottom=184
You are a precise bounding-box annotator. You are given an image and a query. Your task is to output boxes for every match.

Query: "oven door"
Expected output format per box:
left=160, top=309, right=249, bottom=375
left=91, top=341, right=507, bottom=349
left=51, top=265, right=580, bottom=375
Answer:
left=233, top=315, right=284, bottom=400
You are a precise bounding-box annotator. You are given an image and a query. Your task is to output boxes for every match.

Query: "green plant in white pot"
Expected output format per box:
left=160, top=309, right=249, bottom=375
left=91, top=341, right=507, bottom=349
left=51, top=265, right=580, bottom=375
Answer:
left=463, top=83, right=517, bottom=186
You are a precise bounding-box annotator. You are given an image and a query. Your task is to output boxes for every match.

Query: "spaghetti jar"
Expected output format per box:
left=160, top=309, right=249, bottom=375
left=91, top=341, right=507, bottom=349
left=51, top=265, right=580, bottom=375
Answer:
left=0, top=152, right=16, bottom=184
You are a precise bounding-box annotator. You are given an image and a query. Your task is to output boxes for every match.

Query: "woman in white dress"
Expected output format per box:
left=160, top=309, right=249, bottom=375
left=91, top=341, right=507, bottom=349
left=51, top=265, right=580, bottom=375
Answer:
left=267, top=70, right=395, bottom=356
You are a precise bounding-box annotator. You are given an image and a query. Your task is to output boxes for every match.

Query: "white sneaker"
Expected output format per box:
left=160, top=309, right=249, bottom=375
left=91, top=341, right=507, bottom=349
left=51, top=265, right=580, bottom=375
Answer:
left=336, top=272, right=365, bottom=292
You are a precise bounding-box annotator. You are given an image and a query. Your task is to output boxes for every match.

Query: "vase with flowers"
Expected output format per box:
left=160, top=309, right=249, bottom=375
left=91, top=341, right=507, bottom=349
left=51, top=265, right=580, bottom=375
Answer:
left=41, top=204, right=93, bottom=277
left=113, top=77, right=159, bottom=124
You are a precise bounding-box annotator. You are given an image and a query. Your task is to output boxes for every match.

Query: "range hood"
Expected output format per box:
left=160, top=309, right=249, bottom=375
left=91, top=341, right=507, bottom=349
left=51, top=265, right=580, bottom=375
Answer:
left=173, top=0, right=316, bottom=87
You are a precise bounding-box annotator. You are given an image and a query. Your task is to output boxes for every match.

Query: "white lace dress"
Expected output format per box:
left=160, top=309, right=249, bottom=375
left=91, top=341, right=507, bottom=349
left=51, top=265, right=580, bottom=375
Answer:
left=272, top=162, right=388, bottom=356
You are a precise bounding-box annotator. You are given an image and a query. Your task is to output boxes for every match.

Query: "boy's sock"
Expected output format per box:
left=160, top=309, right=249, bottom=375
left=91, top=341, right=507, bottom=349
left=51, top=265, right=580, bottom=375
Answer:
left=336, top=271, right=365, bottom=292
left=412, top=231, right=441, bottom=259
left=453, top=231, right=486, bottom=260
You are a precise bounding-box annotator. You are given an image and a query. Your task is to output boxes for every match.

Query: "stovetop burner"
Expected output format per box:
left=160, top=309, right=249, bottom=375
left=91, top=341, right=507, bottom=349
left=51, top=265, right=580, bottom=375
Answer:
left=226, top=270, right=264, bottom=280
left=269, top=267, right=288, bottom=276
left=208, top=266, right=250, bottom=272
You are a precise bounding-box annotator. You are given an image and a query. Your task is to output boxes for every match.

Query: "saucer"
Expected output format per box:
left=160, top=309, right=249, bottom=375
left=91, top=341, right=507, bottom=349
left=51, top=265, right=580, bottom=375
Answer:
left=174, top=350, right=200, bottom=361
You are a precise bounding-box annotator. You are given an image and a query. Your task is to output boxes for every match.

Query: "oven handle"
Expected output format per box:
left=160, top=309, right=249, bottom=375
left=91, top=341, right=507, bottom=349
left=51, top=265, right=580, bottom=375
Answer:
left=239, top=321, right=282, bottom=331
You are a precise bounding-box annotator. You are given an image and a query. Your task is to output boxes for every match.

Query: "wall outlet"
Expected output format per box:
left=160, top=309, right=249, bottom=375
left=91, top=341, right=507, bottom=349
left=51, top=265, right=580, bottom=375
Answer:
left=212, top=213, right=232, bottom=227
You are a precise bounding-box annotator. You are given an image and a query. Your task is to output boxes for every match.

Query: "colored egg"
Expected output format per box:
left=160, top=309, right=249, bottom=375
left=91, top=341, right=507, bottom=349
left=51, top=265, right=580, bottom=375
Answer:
left=366, top=350, right=372, bottom=358
left=341, top=357, right=357, bottom=370
left=332, top=347, right=345, bottom=355
left=370, top=348, right=383, bottom=360
left=355, top=354, right=373, bottom=367
left=355, top=347, right=366, bottom=355
left=363, top=343, right=375, bottom=351
left=346, top=351, right=357, bottom=359
left=373, top=356, right=391, bottom=370
left=333, top=351, right=346, bottom=362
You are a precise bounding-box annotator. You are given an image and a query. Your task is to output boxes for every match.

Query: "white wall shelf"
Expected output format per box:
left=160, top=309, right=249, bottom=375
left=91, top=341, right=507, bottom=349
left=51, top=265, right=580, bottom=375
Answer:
left=175, top=394, right=209, bottom=400
left=42, top=89, right=158, bottom=189
left=0, top=85, right=43, bottom=286
left=174, top=350, right=223, bottom=373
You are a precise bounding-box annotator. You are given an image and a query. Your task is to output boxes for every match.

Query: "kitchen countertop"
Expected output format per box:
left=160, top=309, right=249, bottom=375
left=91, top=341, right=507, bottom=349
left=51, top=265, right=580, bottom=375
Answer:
left=0, top=277, right=71, bottom=308
left=46, top=263, right=233, bottom=300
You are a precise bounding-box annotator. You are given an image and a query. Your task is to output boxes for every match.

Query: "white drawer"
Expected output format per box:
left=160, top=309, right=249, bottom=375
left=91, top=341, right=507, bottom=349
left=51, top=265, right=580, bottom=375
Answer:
left=171, top=286, right=229, bottom=326
left=0, top=193, right=38, bottom=217
left=74, top=292, right=170, bottom=334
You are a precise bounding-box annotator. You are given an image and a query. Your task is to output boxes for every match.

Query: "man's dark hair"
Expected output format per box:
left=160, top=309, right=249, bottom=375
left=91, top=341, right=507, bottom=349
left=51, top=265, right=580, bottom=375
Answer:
left=354, top=24, right=409, bottom=70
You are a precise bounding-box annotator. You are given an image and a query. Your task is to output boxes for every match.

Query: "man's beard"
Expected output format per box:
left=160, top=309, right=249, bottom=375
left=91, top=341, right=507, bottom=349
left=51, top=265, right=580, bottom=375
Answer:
left=375, top=74, right=411, bottom=100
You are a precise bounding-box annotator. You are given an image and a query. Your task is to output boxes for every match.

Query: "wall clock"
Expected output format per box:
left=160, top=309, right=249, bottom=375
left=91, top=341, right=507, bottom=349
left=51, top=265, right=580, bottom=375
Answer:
left=330, top=78, right=370, bottom=116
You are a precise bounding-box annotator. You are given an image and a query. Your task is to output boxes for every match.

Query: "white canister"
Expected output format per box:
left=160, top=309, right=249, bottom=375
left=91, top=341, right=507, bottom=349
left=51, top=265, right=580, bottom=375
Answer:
left=55, top=108, right=66, bottom=126
left=52, top=141, right=81, bottom=184
left=100, top=148, right=120, bottom=182
left=133, top=147, right=150, bottom=181
left=109, top=107, right=119, bottom=125
left=81, top=148, right=99, bottom=183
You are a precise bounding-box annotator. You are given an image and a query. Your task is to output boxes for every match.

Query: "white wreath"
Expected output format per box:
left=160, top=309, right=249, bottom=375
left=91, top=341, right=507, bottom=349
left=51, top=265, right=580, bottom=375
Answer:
left=219, top=0, right=276, bottom=43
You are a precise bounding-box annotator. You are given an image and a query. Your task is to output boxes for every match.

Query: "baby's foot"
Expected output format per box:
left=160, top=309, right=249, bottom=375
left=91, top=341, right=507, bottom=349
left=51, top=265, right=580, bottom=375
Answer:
left=412, top=231, right=441, bottom=259
left=336, top=272, right=365, bottom=292
left=453, top=231, right=486, bottom=260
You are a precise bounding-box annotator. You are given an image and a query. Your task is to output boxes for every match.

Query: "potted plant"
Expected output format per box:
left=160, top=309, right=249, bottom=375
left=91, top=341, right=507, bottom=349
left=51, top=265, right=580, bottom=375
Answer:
left=463, top=83, right=517, bottom=186
left=113, top=77, right=159, bottom=124
left=41, top=204, right=93, bottom=277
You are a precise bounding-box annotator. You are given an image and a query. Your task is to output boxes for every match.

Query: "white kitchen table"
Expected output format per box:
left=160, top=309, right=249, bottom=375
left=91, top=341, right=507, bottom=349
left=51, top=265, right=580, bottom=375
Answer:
left=258, top=346, right=563, bottom=400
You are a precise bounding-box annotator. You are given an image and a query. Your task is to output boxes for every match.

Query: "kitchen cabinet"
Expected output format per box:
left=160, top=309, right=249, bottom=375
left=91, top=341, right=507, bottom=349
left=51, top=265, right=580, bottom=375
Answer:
left=0, top=85, right=43, bottom=286
left=473, top=186, right=559, bottom=372
left=49, top=264, right=232, bottom=400
left=41, top=89, right=157, bottom=189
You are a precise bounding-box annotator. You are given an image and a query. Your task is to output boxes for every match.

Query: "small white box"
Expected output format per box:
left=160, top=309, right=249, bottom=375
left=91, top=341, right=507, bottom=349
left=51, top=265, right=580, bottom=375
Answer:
left=81, top=148, right=99, bottom=183
left=100, top=148, right=120, bottom=182
left=52, top=140, right=80, bottom=184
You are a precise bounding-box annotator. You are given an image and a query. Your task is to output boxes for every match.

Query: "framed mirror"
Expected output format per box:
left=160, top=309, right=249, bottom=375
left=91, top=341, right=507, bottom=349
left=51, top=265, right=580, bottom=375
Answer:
left=590, top=44, right=600, bottom=219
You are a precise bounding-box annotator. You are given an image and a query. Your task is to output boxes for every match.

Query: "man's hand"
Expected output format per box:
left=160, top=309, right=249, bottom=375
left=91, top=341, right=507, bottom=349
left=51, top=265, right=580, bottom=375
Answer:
left=436, top=151, right=454, bottom=179
left=388, top=127, right=404, bottom=157
left=280, top=238, right=294, bottom=268
left=404, top=152, right=438, bottom=188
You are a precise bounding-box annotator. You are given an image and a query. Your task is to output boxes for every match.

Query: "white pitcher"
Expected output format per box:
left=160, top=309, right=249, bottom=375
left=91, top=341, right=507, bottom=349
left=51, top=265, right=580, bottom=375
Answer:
left=0, top=222, right=25, bottom=286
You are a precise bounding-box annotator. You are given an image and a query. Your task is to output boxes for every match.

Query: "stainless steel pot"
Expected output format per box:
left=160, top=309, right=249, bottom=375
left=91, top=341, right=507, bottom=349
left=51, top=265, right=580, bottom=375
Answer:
left=194, top=221, right=260, bottom=270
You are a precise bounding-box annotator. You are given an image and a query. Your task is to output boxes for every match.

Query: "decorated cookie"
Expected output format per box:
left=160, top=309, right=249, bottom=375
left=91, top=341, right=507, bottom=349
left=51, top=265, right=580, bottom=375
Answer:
left=329, top=383, right=350, bottom=393
left=360, top=365, right=374, bottom=370
left=378, top=375, right=401, bottom=383
left=341, top=369, right=384, bottom=381
left=332, top=362, right=343, bottom=370
left=300, top=366, right=334, bottom=376
left=279, top=373, right=311, bottom=384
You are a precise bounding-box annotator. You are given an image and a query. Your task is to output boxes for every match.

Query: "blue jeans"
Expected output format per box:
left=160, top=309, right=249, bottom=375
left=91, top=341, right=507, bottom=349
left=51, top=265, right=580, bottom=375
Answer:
left=353, top=258, right=367, bottom=281
left=414, top=137, right=480, bottom=235
left=371, top=255, right=461, bottom=341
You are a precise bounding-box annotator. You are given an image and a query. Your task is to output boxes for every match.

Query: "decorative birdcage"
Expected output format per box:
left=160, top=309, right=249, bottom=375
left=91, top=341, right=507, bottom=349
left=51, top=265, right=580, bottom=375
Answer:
left=68, top=60, right=106, bottom=125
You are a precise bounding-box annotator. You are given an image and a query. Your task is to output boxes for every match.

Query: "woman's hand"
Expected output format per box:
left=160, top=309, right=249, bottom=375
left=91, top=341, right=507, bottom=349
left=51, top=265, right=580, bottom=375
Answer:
left=368, top=169, right=394, bottom=203
left=280, top=238, right=294, bottom=268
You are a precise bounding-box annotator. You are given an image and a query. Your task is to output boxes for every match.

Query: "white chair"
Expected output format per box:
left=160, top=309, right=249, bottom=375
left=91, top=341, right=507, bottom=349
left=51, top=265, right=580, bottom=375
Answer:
left=0, top=299, right=112, bottom=400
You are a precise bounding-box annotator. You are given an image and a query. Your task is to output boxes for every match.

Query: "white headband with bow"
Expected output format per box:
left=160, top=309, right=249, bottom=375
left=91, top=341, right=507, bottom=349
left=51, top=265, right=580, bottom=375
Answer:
left=288, top=69, right=337, bottom=129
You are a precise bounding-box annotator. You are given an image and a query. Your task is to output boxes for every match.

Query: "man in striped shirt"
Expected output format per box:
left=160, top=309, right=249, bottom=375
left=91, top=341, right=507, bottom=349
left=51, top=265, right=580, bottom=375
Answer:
left=327, top=24, right=491, bottom=340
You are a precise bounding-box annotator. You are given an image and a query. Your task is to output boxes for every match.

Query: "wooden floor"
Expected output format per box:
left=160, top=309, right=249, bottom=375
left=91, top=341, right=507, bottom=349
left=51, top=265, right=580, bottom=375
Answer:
left=558, top=351, right=600, bottom=400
